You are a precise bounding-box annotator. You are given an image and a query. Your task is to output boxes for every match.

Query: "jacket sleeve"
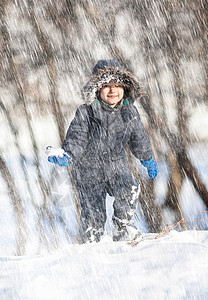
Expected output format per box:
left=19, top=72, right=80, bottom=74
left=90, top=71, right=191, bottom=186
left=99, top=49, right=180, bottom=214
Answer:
left=62, top=104, right=89, bottom=162
left=128, top=105, right=153, bottom=162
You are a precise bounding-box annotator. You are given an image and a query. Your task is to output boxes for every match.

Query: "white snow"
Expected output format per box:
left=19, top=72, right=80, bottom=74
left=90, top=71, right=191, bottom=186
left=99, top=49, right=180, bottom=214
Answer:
left=1, top=146, right=208, bottom=299
left=45, top=147, right=66, bottom=158
left=0, top=230, right=208, bottom=300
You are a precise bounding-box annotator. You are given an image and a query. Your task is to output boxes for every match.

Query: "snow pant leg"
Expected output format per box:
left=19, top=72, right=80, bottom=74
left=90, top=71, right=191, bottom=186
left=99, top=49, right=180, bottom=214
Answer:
left=76, top=181, right=107, bottom=243
left=111, top=172, right=140, bottom=229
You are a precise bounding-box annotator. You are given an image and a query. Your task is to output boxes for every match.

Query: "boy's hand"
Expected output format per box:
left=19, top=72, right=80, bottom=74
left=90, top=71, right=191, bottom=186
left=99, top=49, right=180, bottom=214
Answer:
left=141, top=156, right=158, bottom=178
left=46, top=146, right=72, bottom=167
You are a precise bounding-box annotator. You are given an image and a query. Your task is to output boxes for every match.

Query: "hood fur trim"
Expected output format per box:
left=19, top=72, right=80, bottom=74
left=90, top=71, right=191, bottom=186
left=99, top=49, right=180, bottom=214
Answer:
left=81, top=67, right=144, bottom=104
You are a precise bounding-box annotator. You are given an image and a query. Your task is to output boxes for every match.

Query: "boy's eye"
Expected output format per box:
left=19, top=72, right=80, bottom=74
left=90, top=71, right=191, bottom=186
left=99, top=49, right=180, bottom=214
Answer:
left=103, top=84, right=122, bottom=88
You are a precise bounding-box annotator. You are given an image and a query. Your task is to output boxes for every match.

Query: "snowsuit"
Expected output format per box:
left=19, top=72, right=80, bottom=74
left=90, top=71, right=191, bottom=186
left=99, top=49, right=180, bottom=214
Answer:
left=62, top=60, right=153, bottom=243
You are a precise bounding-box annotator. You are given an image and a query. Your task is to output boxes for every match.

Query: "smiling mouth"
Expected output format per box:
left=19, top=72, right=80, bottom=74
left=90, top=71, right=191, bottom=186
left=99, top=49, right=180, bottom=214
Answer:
left=107, top=95, right=118, bottom=98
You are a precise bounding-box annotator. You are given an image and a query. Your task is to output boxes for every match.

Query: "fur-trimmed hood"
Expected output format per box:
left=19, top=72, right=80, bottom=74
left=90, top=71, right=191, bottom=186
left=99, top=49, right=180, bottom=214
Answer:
left=81, top=59, right=144, bottom=104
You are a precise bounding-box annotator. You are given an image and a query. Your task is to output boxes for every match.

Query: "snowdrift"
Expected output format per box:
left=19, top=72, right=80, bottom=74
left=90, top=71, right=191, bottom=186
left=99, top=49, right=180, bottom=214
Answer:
left=0, top=230, right=208, bottom=300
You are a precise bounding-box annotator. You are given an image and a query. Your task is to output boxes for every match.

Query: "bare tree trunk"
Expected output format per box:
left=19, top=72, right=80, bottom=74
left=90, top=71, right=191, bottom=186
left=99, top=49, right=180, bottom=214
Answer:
left=27, top=0, right=66, bottom=143
left=178, top=150, right=208, bottom=208
left=0, top=1, right=59, bottom=252
left=140, top=179, right=163, bottom=232
left=192, top=0, right=208, bottom=101
left=0, top=100, right=52, bottom=251
left=163, top=152, right=188, bottom=229
left=0, top=156, right=27, bottom=255
left=127, top=146, right=163, bottom=232
left=27, top=1, right=82, bottom=242
left=165, top=1, right=208, bottom=210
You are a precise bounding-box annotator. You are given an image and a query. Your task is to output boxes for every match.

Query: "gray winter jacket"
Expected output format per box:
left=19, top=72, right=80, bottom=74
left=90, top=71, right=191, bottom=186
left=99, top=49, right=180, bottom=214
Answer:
left=62, top=100, right=153, bottom=184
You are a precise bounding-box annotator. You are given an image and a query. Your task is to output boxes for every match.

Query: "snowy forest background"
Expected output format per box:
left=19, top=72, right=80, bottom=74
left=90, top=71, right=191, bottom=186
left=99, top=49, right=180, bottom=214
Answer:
left=0, top=0, right=208, bottom=256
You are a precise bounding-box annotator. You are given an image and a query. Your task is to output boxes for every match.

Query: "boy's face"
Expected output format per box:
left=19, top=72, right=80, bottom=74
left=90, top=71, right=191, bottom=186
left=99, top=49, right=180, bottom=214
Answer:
left=100, top=81, right=124, bottom=107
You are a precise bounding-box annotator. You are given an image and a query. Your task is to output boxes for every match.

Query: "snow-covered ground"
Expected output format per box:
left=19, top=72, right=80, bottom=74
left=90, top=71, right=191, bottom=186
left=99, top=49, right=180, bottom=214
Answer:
left=0, top=134, right=207, bottom=299
left=0, top=230, right=208, bottom=300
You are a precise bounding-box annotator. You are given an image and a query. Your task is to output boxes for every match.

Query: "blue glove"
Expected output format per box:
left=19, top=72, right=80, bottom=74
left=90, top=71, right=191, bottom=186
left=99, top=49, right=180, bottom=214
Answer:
left=46, top=147, right=72, bottom=167
left=48, top=153, right=71, bottom=166
left=141, top=156, right=158, bottom=178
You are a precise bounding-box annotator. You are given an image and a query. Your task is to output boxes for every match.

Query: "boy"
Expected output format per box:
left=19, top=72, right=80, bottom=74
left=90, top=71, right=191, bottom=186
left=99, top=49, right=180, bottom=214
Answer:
left=48, top=59, right=158, bottom=243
